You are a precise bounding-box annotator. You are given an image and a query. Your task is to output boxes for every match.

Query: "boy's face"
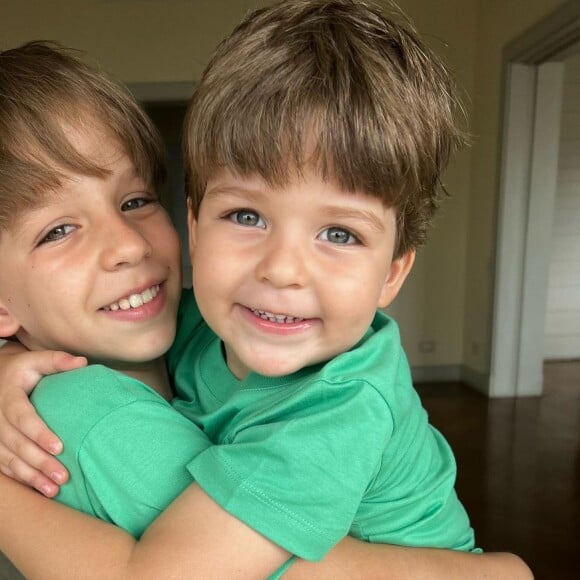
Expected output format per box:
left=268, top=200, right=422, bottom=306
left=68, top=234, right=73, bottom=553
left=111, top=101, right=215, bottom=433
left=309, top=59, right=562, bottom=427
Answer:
left=188, top=166, right=414, bottom=380
left=0, top=125, right=182, bottom=368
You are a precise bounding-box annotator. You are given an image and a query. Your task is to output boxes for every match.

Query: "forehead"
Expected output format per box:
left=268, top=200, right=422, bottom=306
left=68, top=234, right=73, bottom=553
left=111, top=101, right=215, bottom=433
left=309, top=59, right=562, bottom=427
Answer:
left=60, top=120, right=126, bottom=168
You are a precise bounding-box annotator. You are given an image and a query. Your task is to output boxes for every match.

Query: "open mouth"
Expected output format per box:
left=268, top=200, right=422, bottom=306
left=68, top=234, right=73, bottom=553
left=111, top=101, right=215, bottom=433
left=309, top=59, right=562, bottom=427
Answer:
left=250, top=308, right=304, bottom=324
left=102, top=284, right=160, bottom=311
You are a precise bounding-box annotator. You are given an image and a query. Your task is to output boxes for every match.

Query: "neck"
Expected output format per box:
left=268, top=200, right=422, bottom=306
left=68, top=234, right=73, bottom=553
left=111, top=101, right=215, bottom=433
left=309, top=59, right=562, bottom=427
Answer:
left=92, top=357, right=173, bottom=401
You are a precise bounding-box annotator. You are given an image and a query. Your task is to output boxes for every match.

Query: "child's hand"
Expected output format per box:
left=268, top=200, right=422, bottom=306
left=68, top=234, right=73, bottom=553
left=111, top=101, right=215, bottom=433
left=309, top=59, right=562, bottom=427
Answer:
left=0, top=342, right=87, bottom=496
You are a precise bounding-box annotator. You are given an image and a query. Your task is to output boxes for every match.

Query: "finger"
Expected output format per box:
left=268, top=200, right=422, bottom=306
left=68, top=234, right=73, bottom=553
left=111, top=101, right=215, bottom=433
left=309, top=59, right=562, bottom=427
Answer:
left=50, top=351, right=88, bottom=373
left=12, top=406, right=64, bottom=455
left=4, top=392, right=63, bottom=454
left=0, top=417, right=68, bottom=481
left=0, top=445, right=61, bottom=497
left=15, top=350, right=87, bottom=387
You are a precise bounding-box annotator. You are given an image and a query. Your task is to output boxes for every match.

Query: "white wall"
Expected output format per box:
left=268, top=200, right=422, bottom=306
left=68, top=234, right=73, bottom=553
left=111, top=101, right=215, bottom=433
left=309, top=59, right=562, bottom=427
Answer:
left=545, top=52, right=580, bottom=361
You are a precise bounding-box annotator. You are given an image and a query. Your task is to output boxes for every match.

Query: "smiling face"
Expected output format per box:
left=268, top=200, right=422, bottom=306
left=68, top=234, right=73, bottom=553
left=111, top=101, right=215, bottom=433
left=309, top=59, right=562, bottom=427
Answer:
left=188, top=167, right=415, bottom=380
left=0, top=125, right=182, bottom=369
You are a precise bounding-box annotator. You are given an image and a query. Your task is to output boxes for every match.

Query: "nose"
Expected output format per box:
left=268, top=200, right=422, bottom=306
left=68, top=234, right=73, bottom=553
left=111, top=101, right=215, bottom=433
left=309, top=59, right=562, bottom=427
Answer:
left=255, top=232, right=307, bottom=288
left=99, top=213, right=152, bottom=271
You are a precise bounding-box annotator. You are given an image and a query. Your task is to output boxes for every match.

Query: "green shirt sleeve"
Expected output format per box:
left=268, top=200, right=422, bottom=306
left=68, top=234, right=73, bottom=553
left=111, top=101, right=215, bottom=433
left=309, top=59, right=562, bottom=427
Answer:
left=32, top=365, right=211, bottom=538
left=187, top=379, right=392, bottom=561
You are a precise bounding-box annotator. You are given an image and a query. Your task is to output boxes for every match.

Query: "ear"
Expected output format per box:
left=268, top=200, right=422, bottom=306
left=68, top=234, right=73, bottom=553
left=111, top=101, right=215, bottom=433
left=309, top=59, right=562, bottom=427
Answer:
left=186, top=197, right=198, bottom=260
left=0, top=300, right=22, bottom=339
left=377, top=250, right=416, bottom=309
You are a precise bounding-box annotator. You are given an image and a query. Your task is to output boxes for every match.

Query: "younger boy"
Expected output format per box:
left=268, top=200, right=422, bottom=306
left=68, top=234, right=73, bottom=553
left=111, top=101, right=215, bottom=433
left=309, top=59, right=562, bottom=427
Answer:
left=0, top=2, right=536, bottom=578
left=170, top=0, right=473, bottom=557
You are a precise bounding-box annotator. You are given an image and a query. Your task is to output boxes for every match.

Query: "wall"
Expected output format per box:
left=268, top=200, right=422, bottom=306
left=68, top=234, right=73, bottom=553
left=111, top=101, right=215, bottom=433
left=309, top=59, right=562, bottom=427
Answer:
left=544, top=52, right=580, bottom=360
left=1, top=0, right=476, bottom=380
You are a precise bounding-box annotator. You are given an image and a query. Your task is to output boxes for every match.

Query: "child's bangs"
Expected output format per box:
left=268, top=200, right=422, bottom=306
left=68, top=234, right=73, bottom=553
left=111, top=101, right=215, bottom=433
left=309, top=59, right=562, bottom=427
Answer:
left=187, top=89, right=411, bottom=210
left=0, top=103, right=106, bottom=230
left=96, top=100, right=166, bottom=193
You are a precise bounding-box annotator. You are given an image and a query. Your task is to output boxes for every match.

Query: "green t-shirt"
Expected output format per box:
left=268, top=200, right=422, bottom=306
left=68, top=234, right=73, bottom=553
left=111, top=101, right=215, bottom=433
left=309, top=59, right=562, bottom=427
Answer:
left=31, top=361, right=295, bottom=579
left=30, top=364, right=211, bottom=538
left=169, top=291, right=477, bottom=561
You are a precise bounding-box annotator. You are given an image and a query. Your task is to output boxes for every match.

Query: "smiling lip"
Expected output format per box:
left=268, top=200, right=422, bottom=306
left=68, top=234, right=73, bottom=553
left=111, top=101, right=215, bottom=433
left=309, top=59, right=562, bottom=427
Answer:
left=100, top=283, right=167, bottom=322
left=241, top=305, right=315, bottom=334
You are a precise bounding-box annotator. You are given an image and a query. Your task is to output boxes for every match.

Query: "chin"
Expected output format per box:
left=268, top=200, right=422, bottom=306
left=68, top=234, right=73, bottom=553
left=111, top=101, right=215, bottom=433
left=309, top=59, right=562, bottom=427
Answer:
left=254, top=361, right=304, bottom=378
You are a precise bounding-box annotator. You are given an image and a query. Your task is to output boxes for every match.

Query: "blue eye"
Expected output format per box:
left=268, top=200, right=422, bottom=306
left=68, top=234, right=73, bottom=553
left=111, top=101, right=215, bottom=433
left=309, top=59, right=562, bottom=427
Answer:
left=39, top=224, right=77, bottom=245
left=229, top=210, right=266, bottom=228
left=320, top=227, right=359, bottom=245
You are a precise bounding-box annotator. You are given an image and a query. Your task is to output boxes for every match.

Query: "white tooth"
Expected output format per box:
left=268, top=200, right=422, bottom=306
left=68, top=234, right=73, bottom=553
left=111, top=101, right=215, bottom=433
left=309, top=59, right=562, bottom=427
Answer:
left=129, top=294, right=144, bottom=308
left=249, top=307, right=304, bottom=323
left=104, top=285, right=160, bottom=311
left=141, top=288, right=153, bottom=304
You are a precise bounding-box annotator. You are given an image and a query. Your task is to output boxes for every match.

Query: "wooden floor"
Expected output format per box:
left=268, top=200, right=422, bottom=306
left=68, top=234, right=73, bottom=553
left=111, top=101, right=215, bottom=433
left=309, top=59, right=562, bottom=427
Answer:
left=1, top=361, right=578, bottom=579
left=416, top=360, right=580, bottom=580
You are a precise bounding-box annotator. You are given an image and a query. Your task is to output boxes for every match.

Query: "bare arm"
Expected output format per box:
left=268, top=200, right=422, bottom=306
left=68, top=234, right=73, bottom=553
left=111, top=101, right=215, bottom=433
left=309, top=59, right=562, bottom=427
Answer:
left=0, top=474, right=533, bottom=580
left=286, top=538, right=533, bottom=580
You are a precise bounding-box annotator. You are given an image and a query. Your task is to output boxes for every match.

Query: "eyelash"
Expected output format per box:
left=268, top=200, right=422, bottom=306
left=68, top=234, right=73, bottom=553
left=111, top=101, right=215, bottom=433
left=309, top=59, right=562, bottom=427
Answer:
left=121, top=195, right=157, bottom=212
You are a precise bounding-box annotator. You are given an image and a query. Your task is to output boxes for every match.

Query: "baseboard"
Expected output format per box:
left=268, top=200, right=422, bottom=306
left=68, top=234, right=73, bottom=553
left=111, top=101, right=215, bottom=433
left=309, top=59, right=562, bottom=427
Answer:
left=459, top=365, right=490, bottom=395
left=410, top=365, right=462, bottom=383
left=411, top=364, right=490, bottom=396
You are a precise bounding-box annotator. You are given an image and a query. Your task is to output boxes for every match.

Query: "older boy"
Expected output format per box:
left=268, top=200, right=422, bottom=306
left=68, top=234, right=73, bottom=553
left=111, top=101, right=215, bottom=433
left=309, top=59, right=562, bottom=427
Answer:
left=0, top=2, right=533, bottom=579
left=0, top=39, right=217, bottom=535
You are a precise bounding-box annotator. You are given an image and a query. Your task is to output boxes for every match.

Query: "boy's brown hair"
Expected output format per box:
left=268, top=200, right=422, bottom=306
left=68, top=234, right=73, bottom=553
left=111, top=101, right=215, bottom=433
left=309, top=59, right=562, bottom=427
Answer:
left=184, top=0, right=466, bottom=257
left=0, top=41, right=166, bottom=230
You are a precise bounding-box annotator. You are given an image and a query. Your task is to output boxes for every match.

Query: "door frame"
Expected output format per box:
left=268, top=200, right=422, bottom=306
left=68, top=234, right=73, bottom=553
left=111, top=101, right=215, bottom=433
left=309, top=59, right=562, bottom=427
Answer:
left=490, top=0, right=580, bottom=397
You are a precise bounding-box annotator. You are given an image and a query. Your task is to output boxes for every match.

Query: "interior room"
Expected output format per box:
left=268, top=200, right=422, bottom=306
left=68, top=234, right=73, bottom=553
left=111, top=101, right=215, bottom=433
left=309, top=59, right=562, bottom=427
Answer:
left=1, top=1, right=579, bottom=578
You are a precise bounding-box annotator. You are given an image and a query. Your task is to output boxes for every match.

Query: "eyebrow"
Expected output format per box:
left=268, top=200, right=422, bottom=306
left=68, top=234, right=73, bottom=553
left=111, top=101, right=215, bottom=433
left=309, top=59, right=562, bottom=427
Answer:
left=205, top=184, right=387, bottom=233
left=321, top=206, right=387, bottom=233
left=204, top=183, right=266, bottom=202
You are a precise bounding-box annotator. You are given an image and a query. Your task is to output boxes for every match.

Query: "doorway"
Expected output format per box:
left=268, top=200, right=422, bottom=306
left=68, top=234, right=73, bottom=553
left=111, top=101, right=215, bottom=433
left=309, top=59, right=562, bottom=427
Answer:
left=490, top=0, right=580, bottom=397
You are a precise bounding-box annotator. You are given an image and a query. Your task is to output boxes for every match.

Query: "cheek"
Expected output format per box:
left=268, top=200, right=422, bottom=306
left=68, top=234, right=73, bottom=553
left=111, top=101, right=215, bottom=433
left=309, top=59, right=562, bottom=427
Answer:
left=324, top=271, right=384, bottom=321
left=153, top=219, right=181, bottom=255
